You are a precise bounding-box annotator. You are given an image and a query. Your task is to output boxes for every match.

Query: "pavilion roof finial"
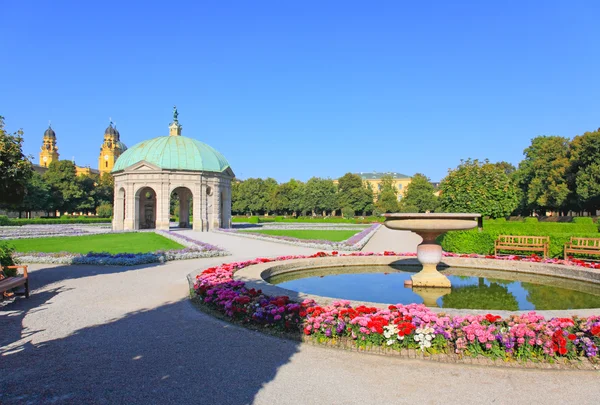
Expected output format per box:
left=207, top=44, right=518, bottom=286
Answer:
left=169, top=106, right=182, bottom=136
left=173, top=105, right=179, bottom=123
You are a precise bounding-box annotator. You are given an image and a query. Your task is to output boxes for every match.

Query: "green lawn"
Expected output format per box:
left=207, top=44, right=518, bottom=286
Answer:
left=239, top=229, right=359, bottom=242
left=9, top=233, right=184, bottom=254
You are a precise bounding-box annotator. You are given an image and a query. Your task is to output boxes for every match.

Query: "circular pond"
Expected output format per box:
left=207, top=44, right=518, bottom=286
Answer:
left=268, top=265, right=600, bottom=311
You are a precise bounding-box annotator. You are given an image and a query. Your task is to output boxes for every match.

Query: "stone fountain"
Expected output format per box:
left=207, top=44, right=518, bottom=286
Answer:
left=383, top=213, right=482, bottom=288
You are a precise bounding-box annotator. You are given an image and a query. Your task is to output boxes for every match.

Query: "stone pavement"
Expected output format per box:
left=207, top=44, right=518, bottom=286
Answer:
left=362, top=225, right=422, bottom=252
left=1, top=228, right=599, bottom=404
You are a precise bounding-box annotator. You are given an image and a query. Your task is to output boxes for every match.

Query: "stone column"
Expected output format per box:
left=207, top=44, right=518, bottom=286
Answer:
left=178, top=189, right=190, bottom=228
left=124, top=183, right=136, bottom=230
left=193, top=181, right=203, bottom=231
left=155, top=182, right=170, bottom=230
left=212, top=185, right=222, bottom=229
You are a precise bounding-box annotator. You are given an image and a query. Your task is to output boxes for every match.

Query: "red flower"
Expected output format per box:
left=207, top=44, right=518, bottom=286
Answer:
left=558, top=346, right=568, bottom=355
left=485, top=314, right=501, bottom=323
left=591, top=326, right=600, bottom=336
left=568, top=334, right=577, bottom=341
left=304, top=327, right=311, bottom=335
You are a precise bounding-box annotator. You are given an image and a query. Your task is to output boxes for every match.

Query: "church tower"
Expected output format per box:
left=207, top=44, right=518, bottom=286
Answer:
left=39, top=125, right=59, bottom=167
left=98, top=121, right=127, bottom=175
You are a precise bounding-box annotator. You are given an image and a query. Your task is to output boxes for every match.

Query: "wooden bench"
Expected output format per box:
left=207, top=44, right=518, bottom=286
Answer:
left=0, top=265, right=29, bottom=300
left=494, top=235, right=549, bottom=258
left=564, top=237, right=600, bottom=260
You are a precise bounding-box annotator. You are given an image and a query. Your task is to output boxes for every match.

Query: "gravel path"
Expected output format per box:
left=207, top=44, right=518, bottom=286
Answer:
left=361, top=225, right=422, bottom=252
left=1, top=228, right=599, bottom=404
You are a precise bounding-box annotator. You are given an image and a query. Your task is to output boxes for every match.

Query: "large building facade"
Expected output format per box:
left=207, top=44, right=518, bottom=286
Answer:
left=38, top=122, right=127, bottom=176
left=111, top=108, right=234, bottom=232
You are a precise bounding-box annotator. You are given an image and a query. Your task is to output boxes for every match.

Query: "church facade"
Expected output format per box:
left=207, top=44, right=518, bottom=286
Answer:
left=38, top=122, right=127, bottom=176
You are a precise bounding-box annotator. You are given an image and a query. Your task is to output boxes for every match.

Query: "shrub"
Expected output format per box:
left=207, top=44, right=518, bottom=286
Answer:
left=0, top=215, right=10, bottom=226
left=341, top=207, right=354, bottom=219
left=440, top=226, right=600, bottom=258
left=572, top=217, right=594, bottom=224
left=523, top=217, right=538, bottom=223
left=96, top=203, right=113, bottom=218
left=247, top=216, right=259, bottom=224
left=4, top=217, right=111, bottom=226
left=0, top=242, right=16, bottom=277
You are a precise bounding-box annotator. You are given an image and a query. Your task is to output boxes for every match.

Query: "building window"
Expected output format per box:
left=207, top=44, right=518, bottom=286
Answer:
left=105, top=161, right=108, bottom=168
left=398, top=184, right=403, bottom=190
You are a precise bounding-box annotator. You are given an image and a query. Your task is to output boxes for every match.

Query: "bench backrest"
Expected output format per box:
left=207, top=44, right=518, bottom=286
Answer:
left=568, top=237, right=600, bottom=249
left=497, top=235, right=549, bottom=246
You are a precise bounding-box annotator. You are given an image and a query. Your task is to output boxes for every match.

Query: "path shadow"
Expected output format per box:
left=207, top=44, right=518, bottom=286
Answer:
left=0, top=299, right=300, bottom=404
left=0, top=287, right=66, bottom=351
left=21, top=261, right=164, bottom=292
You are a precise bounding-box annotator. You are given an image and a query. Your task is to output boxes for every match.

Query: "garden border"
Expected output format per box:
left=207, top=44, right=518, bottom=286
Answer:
left=213, top=223, right=380, bottom=251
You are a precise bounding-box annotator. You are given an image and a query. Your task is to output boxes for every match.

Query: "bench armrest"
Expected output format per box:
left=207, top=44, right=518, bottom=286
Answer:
left=5, top=265, right=28, bottom=278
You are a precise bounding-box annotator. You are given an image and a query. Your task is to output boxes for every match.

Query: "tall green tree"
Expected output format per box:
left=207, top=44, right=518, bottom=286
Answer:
left=400, top=173, right=438, bottom=213
left=43, top=160, right=85, bottom=213
left=18, top=172, right=50, bottom=216
left=0, top=116, right=33, bottom=208
left=337, top=173, right=373, bottom=215
left=303, top=177, right=337, bottom=215
left=95, top=172, right=115, bottom=206
left=231, top=178, right=278, bottom=215
left=439, top=159, right=519, bottom=218
left=271, top=179, right=305, bottom=215
left=375, top=174, right=399, bottom=213
left=516, top=136, right=570, bottom=215
left=76, top=174, right=97, bottom=212
left=569, top=129, right=600, bottom=214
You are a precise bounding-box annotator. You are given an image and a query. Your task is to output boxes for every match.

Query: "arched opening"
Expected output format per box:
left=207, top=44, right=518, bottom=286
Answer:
left=113, top=187, right=126, bottom=230
left=136, top=187, right=157, bottom=229
left=170, top=187, right=193, bottom=229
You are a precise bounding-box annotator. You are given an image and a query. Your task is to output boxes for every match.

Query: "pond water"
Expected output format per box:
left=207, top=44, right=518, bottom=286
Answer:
left=268, top=265, right=600, bottom=310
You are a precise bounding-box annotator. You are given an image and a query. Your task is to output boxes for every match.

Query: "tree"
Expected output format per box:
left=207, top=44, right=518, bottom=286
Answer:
left=95, top=172, right=115, bottom=206
left=0, top=116, right=33, bottom=208
left=231, top=178, right=278, bottom=215
left=18, top=172, right=50, bottom=216
left=337, top=173, right=373, bottom=215
left=568, top=129, right=600, bottom=214
left=76, top=174, right=97, bottom=212
left=516, top=136, right=570, bottom=215
left=438, top=159, right=519, bottom=218
left=43, top=160, right=85, bottom=213
left=400, top=173, right=438, bottom=213
left=303, top=177, right=337, bottom=216
left=375, top=174, right=399, bottom=213
left=271, top=179, right=305, bottom=215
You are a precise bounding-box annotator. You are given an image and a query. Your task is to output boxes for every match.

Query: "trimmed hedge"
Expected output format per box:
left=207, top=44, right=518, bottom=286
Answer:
left=232, top=216, right=384, bottom=224
left=440, top=220, right=600, bottom=258
left=1, top=217, right=112, bottom=226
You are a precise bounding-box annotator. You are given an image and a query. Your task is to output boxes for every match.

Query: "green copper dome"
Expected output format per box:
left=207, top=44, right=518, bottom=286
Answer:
left=112, top=135, right=230, bottom=173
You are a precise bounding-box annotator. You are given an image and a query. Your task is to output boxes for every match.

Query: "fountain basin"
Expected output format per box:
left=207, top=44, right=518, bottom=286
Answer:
left=383, top=213, right=482, bottom=287
left=232, top=256, right=600, bottom=316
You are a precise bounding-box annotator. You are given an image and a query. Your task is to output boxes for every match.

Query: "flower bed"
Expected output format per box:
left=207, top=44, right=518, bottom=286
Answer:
left=13, top=230, right=229, bottom=265
left=0, top=224, right=112, bottom=240
left=193, top=251, right=600, bottom=365
left=213, top=224, right=380, bottom=251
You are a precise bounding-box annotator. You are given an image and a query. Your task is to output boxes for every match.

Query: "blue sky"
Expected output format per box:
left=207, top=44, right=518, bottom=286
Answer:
left=3, top=1, right=599, bottom=182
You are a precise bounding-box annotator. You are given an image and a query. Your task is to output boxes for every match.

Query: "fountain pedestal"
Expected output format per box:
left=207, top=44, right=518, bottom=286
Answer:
left=384, top=213, right=482, bottom=288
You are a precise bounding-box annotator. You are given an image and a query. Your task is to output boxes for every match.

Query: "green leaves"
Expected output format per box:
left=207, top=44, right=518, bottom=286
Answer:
left=0, top=116, right=33, bottom=208
left=439, top=159, right=519, bottom=218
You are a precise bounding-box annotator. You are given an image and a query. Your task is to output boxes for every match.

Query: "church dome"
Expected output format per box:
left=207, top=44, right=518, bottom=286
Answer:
left=105, top=124, right=118, bottom=136
left=111, top=135, right=230, bottom=173
left=44, top=126, right=56, bottom=138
